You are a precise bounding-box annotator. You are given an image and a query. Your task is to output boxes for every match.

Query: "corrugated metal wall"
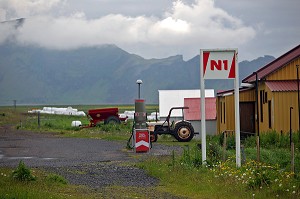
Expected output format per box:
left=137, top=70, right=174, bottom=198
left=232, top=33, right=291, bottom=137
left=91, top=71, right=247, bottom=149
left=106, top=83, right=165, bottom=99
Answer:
left=272, top=92, right=298, bottom=133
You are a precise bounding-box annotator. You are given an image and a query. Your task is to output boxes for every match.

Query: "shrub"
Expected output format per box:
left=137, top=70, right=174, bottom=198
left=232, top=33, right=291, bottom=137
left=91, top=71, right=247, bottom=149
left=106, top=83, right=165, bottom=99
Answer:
left=218, top=133, right=236, bottom=149
left=206, top=142, right=222, bottom=167
left=244, top=131, right=292, bottom=149
left=46, top=174, right=68, bottom=185
left=44, top=122, right=54, bottom=128
left=247, top=163, right=272, bottom=189
left=181, top=145, right=202, bottom=168
left=243, top=135, right=256, bottom=148
left=11, top=161, right=36, bottom=181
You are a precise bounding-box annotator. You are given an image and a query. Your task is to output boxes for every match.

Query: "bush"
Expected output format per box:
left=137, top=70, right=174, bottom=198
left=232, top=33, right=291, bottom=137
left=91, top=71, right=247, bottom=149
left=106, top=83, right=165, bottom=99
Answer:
left=46, top=174, right=68, bottom=185
left=244, top=131, right=292, bottom=149
left=247, top=163, right=272, bottom=189
left=181, top=145, right=202, bottom=168
left=218, top=133, right=235, bottom=149
left=11, top=161, right=36, bottom=181
left=44, top=122, right=54, bottom=128
left=243, top=135, right=256, bottom=148
left=206, top=142, right=222, bottom=166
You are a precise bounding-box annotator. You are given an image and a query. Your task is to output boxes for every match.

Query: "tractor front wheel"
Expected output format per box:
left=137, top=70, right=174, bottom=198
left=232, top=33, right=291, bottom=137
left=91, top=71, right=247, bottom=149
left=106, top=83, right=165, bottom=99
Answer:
left=174, top=121, right=194, bottom=142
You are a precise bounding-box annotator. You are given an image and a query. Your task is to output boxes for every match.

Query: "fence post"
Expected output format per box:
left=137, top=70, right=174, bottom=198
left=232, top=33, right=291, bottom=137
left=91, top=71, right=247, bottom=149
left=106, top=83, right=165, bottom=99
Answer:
left=256, top=136, right=260, bottom=162
left=290, top=107, right=293, bottom=146
left=223, top=131, right=227, bottom=162
left=13, top=100, right=16, bottom=110
left=38, top=112, right=40, bottom=128
left=291, top=142, right=295, bottom=173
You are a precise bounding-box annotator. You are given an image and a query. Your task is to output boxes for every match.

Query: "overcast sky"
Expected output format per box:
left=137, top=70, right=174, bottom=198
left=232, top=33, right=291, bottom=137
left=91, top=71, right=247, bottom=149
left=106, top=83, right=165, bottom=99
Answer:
left=0, top=0, right=299, bottom=61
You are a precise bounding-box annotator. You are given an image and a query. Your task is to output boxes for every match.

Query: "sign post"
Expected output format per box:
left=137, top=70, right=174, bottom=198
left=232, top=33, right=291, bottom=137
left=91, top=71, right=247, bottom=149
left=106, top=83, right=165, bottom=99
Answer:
left=200, top=51, right=206, bottom=163
left=200, top=49, right=241, bottom=167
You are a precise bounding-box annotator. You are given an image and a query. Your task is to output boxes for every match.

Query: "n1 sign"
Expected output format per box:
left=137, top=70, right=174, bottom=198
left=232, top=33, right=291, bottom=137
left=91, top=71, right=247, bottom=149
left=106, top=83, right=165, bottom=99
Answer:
left=200, top=48, right=241, bottom=167
left=202, top=50, right=237, bottom=79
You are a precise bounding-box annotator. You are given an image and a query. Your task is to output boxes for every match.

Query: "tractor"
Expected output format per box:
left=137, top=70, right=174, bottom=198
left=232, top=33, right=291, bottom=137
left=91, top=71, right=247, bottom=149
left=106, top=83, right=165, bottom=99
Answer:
left=147, top=107, right=195, bottom=142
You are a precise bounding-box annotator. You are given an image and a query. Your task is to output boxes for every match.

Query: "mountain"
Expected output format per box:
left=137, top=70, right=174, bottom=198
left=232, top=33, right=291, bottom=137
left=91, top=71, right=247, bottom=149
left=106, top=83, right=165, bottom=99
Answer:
left=0, top=42, right=275, bottom=105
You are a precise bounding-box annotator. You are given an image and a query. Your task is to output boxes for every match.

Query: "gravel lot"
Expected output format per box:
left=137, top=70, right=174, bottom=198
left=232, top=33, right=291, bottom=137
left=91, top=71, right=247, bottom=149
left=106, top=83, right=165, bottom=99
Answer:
left=0, top=126, right=185, bottom=198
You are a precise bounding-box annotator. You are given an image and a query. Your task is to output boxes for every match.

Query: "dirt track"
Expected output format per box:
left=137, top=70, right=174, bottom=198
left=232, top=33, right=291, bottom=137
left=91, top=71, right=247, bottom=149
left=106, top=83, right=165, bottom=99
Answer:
left=0, top=126, right=184, bottom=198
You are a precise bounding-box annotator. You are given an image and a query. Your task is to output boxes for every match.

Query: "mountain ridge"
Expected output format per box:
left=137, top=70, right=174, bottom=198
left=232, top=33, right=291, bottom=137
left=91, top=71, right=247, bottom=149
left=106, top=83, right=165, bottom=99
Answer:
left=0, top=42, right=275, bottom=105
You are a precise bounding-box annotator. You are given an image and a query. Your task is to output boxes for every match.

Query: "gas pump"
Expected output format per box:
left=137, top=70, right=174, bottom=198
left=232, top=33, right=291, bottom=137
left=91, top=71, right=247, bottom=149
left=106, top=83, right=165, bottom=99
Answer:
left=127, top=99, right=150, bottom=152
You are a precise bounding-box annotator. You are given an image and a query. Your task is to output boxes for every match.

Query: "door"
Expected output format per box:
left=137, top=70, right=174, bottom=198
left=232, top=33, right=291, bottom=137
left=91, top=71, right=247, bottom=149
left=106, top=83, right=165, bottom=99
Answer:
left=240, top=102, right=255, bottom=133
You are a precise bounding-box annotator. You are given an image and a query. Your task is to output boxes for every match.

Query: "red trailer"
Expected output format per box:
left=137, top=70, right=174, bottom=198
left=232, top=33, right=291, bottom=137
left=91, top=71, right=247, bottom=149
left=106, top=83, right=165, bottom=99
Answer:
left=87, top=108, right=127, bottom=127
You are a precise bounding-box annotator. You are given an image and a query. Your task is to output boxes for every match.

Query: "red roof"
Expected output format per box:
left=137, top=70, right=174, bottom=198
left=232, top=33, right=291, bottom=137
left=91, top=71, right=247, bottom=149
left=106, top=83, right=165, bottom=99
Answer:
left=184, top=97, right=216, bottom=121
left=266, top=80, right=300, bottom=92
left=243, top=44, right=300, bottom=83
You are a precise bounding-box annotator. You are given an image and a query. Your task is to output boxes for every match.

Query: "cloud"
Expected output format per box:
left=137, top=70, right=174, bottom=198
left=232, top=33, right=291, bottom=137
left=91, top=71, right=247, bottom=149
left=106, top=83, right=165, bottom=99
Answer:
left=0, top=0, right=63, bottom=20
left=0, top=0, right=256, bottom=59
left=0, top=22, right=16, bottom=43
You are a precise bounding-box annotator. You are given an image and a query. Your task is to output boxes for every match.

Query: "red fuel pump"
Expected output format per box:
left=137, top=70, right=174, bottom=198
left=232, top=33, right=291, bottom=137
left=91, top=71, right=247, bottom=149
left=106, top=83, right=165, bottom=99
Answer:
left=133, top=99, right=150, bottom=153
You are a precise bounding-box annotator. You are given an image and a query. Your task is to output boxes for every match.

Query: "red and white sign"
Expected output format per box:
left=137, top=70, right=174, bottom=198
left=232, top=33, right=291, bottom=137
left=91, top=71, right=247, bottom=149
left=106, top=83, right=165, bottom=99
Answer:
left=200, top=48, right=241, bottom=167
left=202, top=50, right=237, bottom=79
left=134, top=129, right=150, bottom=153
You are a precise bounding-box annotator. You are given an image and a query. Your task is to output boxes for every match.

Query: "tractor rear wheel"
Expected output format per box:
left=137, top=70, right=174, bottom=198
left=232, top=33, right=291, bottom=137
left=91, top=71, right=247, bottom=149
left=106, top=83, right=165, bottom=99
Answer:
left=105, top=116, right=121, bottom=124
left=174, top=121, right=194, bottom=142
left=150, top=132, right=158, bottom=142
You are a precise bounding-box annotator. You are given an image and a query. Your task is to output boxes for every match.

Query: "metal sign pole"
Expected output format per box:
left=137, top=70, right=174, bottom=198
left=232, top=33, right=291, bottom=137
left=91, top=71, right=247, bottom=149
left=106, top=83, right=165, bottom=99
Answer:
left=200, top=50, right=207, bottom=163
left=234, top=51, right=241, bottom=167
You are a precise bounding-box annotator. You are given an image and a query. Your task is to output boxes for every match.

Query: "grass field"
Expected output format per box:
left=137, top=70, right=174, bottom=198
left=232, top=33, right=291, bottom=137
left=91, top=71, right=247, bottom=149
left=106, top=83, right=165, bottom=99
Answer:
left=0, top=105, right=300, bottom=198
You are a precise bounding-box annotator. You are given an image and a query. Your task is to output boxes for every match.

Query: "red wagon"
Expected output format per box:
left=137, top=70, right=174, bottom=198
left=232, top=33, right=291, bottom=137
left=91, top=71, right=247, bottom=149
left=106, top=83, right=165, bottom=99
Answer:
left=87, top=108, right=127, bottom=127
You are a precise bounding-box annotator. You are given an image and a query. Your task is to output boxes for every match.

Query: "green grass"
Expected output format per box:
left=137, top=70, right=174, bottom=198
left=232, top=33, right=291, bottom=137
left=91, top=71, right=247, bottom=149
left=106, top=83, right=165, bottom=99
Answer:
left=0, top=105, right=159, bottom=141
left=138, top=156, right=248, bottom=199
left=138, top=148, right=300, bottom=199
left=0, top=167, right=102, bottom=199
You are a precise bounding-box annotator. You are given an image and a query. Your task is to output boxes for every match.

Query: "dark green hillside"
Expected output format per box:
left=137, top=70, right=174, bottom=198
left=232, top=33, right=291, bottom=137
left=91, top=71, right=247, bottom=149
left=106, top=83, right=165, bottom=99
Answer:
left=0, top=42, right=275, bottom=105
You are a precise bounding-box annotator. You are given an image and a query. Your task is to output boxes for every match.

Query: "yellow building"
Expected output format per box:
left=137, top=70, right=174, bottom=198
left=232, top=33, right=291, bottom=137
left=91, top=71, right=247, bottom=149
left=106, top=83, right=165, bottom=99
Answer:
left=217, top=44, right=300, bottom=134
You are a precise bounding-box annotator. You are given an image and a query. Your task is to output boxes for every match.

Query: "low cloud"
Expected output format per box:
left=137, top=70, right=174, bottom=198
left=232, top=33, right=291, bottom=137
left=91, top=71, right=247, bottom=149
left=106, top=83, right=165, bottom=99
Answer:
left=0, top=0, right=62, bottom=19
left=1, top=0, right=256, bottom=59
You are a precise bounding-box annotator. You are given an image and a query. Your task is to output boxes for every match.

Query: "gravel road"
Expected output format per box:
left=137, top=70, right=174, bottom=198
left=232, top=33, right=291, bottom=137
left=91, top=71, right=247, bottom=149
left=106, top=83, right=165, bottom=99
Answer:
left=0, top=126, right=185, bottom=198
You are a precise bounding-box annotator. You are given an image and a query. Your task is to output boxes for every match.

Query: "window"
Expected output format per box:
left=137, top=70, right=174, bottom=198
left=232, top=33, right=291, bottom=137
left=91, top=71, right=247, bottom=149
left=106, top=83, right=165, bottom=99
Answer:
left=264, top=92, right=268, bottom=103
left=220, top=102, right=223, bottom=123
left=223, top=102, right=226, bottom=123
